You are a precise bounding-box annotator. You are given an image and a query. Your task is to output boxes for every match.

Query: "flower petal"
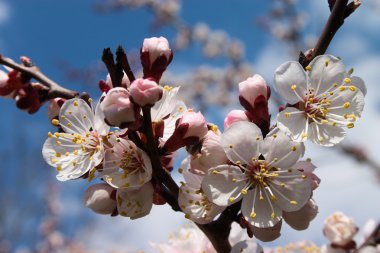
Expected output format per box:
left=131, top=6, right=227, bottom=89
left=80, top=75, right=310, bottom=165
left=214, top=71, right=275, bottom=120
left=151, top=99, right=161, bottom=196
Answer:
left=277, top=107, right=308, bottom=142
left=59, top=98, right=95, bottom=135
left=241, top=188, right=282, bottom=228
left=252, top=219, right=282, bottom=242
left=221, top=121, right=262, bottom=165
left=231, top=240, right=263, bottom=253
left=261, top=128, right=305, bottom=168
left=270, top=168, right=312, bottom=212
left=162, top=100, right=187, bottom=141
left=274, top=61, right=308, bottom=105
left=283, top=198, right=318, bottom=230
left=94, top=96, right=110, bottom=136
left=116, top=182, right=154, bottom=219
left=327, top=87, right=365, bottom=118
left=308, top=122, right=346, bottom=147
left=202, top=165, right=247, bottom=207
left=351, top=76, right=366, bottom=96
left=309, top=55, right=345, bottom=95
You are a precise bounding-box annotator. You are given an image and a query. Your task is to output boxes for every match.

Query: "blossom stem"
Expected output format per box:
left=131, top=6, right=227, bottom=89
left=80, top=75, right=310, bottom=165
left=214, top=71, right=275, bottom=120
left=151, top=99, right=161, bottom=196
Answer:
left=141, top=107, right=181, bottom=210
left=0, top=55, right=78, bottom=99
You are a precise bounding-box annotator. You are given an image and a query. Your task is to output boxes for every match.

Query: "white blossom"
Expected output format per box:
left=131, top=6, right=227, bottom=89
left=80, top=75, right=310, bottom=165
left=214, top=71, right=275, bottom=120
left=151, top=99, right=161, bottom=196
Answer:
left=42, top=98, right=109, bottom=181
left=275, top=55, right=365, bottom=146
left=202, top=121, right=311, bottom=229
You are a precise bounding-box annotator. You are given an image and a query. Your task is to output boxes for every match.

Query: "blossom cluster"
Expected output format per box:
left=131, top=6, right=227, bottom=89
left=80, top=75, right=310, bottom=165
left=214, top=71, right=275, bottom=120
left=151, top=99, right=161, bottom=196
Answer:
left=34, top=36, right=366, bottom=248
left=152, top=212, right=377, bottom=253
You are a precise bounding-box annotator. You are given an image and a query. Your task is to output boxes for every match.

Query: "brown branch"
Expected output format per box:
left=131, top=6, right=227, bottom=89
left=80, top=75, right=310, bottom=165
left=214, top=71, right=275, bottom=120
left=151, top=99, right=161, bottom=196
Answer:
left=0, top=55, right=78, bottom=99
left=141, top=107, right=180, bottom=210
left=141, top=106, right=238, bottom=253
left=116, top=46, right=136, bottom=83
left=300, top=0, right=360, bottom=67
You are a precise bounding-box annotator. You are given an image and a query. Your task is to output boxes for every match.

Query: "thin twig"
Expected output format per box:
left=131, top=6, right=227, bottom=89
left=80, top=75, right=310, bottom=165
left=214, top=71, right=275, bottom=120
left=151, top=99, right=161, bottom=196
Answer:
left=116, top=46, right=136, bottom=83
left=300, top=0, right=360, bottom=67
left=0, top=55, right=78, bottom=99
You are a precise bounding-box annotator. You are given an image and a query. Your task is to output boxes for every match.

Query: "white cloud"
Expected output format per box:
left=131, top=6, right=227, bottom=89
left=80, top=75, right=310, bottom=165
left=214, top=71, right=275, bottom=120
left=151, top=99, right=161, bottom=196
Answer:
left=0, top=1, right=10, bottom=25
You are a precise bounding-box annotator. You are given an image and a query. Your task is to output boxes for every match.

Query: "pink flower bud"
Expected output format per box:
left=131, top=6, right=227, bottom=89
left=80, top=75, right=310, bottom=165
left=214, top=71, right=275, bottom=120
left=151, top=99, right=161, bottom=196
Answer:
left=47, top=98, right=66, bottom=121
left=178, top=110, right=208, bottom=139
left=83, top=183, right=116, bottom=215
left=238, top=74, right=269, bottom=111
left=323, top=212, right=358, bottom=246
left=224, top=110, right=250, bottom=129
left=164, top=110, right=208, bottom=152
left=140, top=36, right=173, bottom=82
left=100, top=87, right=140, bottom=128
left=129, top=78, right=163, bottom=107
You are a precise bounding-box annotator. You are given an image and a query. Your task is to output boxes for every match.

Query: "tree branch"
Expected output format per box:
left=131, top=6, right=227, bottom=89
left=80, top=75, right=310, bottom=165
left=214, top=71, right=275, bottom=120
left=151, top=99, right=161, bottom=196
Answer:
left=141, top=107, right=180, bottom=211
left=300, top=0, right=360, bottom=67
left=116, top=46, right=136, bottom=82
left=0, top=55, right=78, bottom=99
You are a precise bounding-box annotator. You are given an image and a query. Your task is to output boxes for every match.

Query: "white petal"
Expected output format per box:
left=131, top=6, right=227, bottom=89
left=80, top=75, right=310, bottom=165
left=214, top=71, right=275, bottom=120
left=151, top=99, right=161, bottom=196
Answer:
left=221, top=121, right=262, bottom=165
left=327, top=87, right=365, bottom=118
left=241, top=188, right=282, bottom=228
left=231, top=240, right=263, bottom=253
left=270, top=168, right=312, bottom=212
left=162, top=100, right=187, bottom=141
left=292, top=161, right=320, bottom=190
left=202, top=165, right=247, bottom=207
left=261, top=128, right=305, bottom=168
left=116, top=182, right=154, bottom=219
left=308, top=122, right=346, bottom=147
left=351, top=76, right=366, bottom=96
left=252, top=219, right=282, bottom=242
left=309, top=55, right=345, bottom=95
left=94, top=97, right=110, bottom=136
left=274, top=61, right=308, bottom=104
left=277, top=107, right=308, bottom=142
left=283, top=199, right=318, bottom=230
left=59, top=98, right=95, bottom=135
left=151, top=86, right=180, bottom=121
left=179, top=184, right=225, bottom=224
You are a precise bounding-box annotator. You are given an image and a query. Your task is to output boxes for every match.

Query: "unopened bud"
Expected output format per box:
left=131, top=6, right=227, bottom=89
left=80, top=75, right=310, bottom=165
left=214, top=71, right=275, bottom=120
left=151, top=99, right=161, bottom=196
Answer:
left=129, top=78, right=163, bottom=107
left=164, top=110, right=208, bottom=152
left=84, top=183, right=116, bottom=215
left=140, top=36, right=173, bottom=82
left=238, top=74, right=269, bottom=111
left=100, top=87, right=140, bottom=128
left=224, top=110, right=250, bottom=129
left=323, top=212, right=358, bottom=246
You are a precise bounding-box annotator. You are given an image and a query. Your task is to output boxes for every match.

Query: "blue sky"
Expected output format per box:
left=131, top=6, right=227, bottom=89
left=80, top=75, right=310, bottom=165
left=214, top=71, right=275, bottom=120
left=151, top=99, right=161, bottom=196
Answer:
left=1, top=0, right=380, bottom=252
